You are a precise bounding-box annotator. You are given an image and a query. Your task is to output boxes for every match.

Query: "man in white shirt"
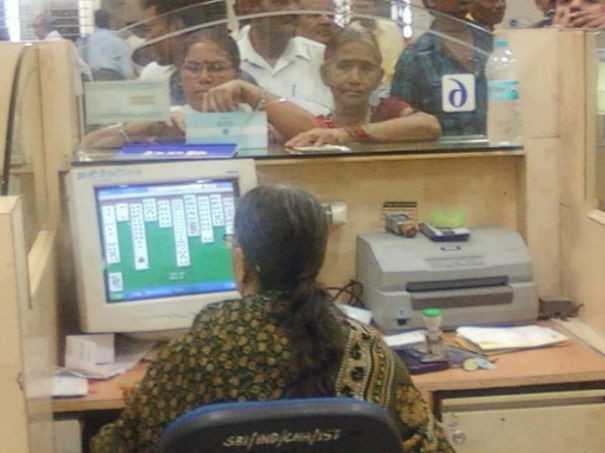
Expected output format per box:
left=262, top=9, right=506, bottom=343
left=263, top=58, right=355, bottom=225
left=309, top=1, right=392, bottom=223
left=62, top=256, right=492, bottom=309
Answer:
left=235, top=0, right=333, bottom=115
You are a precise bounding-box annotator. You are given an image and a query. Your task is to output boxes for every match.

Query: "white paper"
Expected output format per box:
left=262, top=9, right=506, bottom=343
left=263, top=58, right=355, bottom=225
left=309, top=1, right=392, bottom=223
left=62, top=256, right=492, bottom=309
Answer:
left=383, top=330, right=427, bottom=349
left=84, top=80, right=170, bottom=124
left=339, top=305, right=372, bottom=325
left=65, top=334, right=115, bottom=367
left=52, top=370, right=89, bottom=397
left=64, top=335, right=156, bottom=380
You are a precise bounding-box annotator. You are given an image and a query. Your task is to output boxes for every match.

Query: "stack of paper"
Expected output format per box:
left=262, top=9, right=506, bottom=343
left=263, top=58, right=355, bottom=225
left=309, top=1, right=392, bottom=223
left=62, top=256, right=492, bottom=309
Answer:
left=455, top=325, right=569, bottom=355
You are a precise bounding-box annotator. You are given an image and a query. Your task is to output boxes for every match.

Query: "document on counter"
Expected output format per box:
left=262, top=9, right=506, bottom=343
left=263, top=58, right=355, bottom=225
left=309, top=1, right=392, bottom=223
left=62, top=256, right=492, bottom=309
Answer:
left=456, top=325, right=569, bottom=354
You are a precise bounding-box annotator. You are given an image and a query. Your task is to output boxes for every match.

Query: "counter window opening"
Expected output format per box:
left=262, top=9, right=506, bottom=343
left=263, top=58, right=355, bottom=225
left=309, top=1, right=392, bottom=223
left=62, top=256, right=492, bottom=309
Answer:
left=64, top=0, right=527, bottom=159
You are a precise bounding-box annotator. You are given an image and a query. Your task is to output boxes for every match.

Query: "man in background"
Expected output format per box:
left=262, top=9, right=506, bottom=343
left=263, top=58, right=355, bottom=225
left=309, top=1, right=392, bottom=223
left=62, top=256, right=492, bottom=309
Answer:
left=296, top=0, right=338, bottom=45
left=32, top=13, right=92, bottom=82
left=350, top=0, right=403, bottom=85
left=32, top=12, right=61, bottom=40
left=136, top=0, right=227, bottom=103
left=80, top=9, right=134, bottom=80
left=533, top=0, right=555, bottom=27
left=467, top=0, right=506, bottom=32
left=235, top=0, right=332, bottom=115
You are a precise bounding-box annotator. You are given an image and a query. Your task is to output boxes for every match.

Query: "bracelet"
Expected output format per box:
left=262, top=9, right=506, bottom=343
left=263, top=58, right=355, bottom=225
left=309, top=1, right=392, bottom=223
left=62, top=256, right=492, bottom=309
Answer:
left=255, top=88, right=267, bottom=111
left=117, top=122, right=131, bottom=143
left=255, top=89, right=286, bottom=111
left=343, top=124, right=373, bottom=143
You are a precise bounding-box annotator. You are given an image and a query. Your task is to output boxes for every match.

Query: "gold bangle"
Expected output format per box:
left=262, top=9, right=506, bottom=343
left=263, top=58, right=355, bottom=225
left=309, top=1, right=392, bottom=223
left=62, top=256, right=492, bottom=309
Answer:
left=255, top=89, right=286, bottom=111
left=255, top=88, right=267, bottom=111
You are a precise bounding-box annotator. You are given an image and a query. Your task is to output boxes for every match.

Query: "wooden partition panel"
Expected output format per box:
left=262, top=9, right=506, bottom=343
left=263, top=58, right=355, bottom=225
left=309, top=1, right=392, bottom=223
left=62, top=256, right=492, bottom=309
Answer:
left=559, top=31, right=605, bottom=333
left=257, top=153, right=523, bottom=287
left=0, top=197, right=33, bottom=452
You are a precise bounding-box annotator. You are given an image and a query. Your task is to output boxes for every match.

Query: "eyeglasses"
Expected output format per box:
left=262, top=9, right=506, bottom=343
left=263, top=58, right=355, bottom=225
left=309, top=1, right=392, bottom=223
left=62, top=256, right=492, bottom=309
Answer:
left=223, top=234, right=237, bottom=249
left=182, top=61, right=233, bottom=75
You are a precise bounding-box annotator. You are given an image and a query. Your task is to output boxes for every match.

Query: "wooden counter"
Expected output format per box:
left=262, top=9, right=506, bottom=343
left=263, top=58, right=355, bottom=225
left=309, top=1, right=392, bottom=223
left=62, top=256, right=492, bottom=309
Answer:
left=52, top=324, right=605, bottom=414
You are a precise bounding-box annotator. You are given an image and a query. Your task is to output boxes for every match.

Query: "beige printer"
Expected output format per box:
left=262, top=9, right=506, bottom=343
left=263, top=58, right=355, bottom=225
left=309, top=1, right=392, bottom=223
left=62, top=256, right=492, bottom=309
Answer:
left=356, top=226, right=538, bottom=332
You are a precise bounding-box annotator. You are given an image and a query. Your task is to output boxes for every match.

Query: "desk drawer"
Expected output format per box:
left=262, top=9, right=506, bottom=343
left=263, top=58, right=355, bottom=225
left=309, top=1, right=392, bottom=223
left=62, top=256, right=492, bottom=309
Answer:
left=441, top=389, right=605, bottom=453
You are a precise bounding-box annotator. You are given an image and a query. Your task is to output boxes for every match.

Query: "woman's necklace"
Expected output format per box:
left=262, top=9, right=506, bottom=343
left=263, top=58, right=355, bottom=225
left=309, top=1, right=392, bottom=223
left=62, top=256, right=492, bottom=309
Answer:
left=330, top=107, right=373, bottom=126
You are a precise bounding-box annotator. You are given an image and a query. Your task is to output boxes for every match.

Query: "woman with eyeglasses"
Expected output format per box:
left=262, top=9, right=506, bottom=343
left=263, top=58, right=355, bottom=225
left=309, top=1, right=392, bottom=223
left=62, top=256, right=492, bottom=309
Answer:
left=90, top=184, right=455, bottom=452
left=83, top=27, right=317, bottom=148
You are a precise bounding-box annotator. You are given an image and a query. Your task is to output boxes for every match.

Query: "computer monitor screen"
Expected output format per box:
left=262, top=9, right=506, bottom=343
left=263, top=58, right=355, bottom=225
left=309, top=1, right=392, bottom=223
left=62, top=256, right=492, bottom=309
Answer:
left=66, top=159, right=257, bottom=337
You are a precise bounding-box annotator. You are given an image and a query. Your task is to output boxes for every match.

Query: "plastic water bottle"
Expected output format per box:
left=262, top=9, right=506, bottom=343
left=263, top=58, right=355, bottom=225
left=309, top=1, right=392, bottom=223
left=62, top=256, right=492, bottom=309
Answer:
left=422, top=308, right=444, bottom=358
left=485, top=38, right=522, bottom=145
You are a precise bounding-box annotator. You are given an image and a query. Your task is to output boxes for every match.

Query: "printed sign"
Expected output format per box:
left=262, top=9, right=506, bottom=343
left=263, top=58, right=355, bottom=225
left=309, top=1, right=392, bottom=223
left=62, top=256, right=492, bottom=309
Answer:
left=442, top=74, right=476, bottom=113
left=84, top=80, right=170, bottom=124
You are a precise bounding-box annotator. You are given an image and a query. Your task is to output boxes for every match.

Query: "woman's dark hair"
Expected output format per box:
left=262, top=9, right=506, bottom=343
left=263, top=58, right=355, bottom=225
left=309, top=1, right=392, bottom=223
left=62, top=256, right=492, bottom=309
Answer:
left=324, top=24, right=382, bottom=65
left=183, top=27, right=241, bottom=71
left=234, top=184, right=343, bottom=396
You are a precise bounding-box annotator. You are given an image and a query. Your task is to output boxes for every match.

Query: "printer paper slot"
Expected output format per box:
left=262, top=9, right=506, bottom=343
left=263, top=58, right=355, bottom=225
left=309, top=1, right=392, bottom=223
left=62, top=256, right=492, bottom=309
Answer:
left=406, top=276, right=509, bottom=292
left=411, top=285, right=514, bottom=311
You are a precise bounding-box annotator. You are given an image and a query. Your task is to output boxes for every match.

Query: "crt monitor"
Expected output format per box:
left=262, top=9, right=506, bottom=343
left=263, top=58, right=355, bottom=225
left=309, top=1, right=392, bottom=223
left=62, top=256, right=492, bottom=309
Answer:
left=65, top=159, right=257, bottom=337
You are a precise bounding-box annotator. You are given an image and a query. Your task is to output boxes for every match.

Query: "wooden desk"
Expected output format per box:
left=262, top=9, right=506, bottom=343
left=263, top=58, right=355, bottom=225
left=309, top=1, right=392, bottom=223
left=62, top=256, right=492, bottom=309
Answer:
left=53, top=363, right=149, bottom=413
left=52, top=325, right=605, bottom=414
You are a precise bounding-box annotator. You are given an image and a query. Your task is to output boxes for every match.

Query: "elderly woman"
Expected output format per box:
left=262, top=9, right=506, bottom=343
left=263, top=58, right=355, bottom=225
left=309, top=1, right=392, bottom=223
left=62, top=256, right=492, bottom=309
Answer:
left=285, top=26, right=441, bottom=148
left=83, top=27, right=317, bottom=148
left=90, top=184, right=454, bottom=452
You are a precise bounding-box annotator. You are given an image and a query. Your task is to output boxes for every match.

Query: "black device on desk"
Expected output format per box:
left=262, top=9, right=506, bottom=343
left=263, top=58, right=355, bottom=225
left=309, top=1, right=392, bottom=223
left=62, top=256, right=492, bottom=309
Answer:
left=419, top=223, right=470, bottom=242
left=396, top=347, right=449, bottom=374
left=395, top=343, right=488, bottom=374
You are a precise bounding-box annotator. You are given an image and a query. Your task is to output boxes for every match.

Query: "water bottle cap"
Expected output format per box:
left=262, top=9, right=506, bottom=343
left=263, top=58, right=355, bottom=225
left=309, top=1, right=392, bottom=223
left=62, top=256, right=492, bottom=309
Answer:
left=494, top=38, right=509, bottom=49
left=422, top=308, right=441, bottom=317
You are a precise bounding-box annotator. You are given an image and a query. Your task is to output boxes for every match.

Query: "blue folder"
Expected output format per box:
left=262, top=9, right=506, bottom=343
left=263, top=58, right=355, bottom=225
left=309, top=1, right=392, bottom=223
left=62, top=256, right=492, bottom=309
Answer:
left=118, top=143, right=238, bottom=160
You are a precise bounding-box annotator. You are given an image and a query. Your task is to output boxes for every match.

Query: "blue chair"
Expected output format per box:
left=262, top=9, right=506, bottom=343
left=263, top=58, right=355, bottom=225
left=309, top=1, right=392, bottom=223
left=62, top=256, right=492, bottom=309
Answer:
left=153, top=397, right=405, bottom=453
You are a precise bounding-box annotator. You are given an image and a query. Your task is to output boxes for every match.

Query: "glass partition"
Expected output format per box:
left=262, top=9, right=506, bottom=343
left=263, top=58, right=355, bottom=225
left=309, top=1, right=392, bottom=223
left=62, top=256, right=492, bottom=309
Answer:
left=67, top=0, right=522, bottom=160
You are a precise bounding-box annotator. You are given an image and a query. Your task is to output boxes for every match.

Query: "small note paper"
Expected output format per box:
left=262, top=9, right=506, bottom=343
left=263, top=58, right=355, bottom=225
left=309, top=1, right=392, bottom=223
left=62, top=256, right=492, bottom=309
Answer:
left=52, top=369, right=89, bottom=398
left=65, top=334, right=115, bottom=368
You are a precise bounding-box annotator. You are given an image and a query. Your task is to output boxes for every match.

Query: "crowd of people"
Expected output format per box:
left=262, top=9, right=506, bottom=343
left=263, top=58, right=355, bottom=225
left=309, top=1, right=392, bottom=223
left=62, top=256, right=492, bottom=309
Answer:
left=29, top=0, right=605, bottom=146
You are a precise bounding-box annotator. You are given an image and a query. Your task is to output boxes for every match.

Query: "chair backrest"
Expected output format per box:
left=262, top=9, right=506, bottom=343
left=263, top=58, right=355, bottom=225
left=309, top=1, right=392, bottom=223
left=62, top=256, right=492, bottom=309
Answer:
left=153, top=397, right=405, bottom=453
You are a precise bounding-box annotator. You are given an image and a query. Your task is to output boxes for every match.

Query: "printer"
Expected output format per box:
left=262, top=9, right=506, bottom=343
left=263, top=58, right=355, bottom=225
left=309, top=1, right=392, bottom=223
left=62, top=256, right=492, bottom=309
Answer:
left=356, top=226, right=538, bottom=332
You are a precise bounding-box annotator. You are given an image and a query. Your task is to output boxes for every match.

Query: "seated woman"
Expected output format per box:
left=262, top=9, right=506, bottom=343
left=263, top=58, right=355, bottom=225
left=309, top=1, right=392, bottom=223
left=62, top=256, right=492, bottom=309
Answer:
left=90, top=184, right=454, bottom=452
left=285, top=26, right=441, bottom=148
left=83, top=28, right=317, bottom=148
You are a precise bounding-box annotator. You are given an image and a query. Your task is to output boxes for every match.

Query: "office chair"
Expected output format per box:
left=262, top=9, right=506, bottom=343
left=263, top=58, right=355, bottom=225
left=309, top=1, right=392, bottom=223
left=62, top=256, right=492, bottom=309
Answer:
left=153, top=397, right=405, bottom=453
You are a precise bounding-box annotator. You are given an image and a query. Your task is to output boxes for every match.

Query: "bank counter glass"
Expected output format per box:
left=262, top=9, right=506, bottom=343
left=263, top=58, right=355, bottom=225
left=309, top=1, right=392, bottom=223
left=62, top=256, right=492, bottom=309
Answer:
left=75, top=1, right=523, bottom=162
